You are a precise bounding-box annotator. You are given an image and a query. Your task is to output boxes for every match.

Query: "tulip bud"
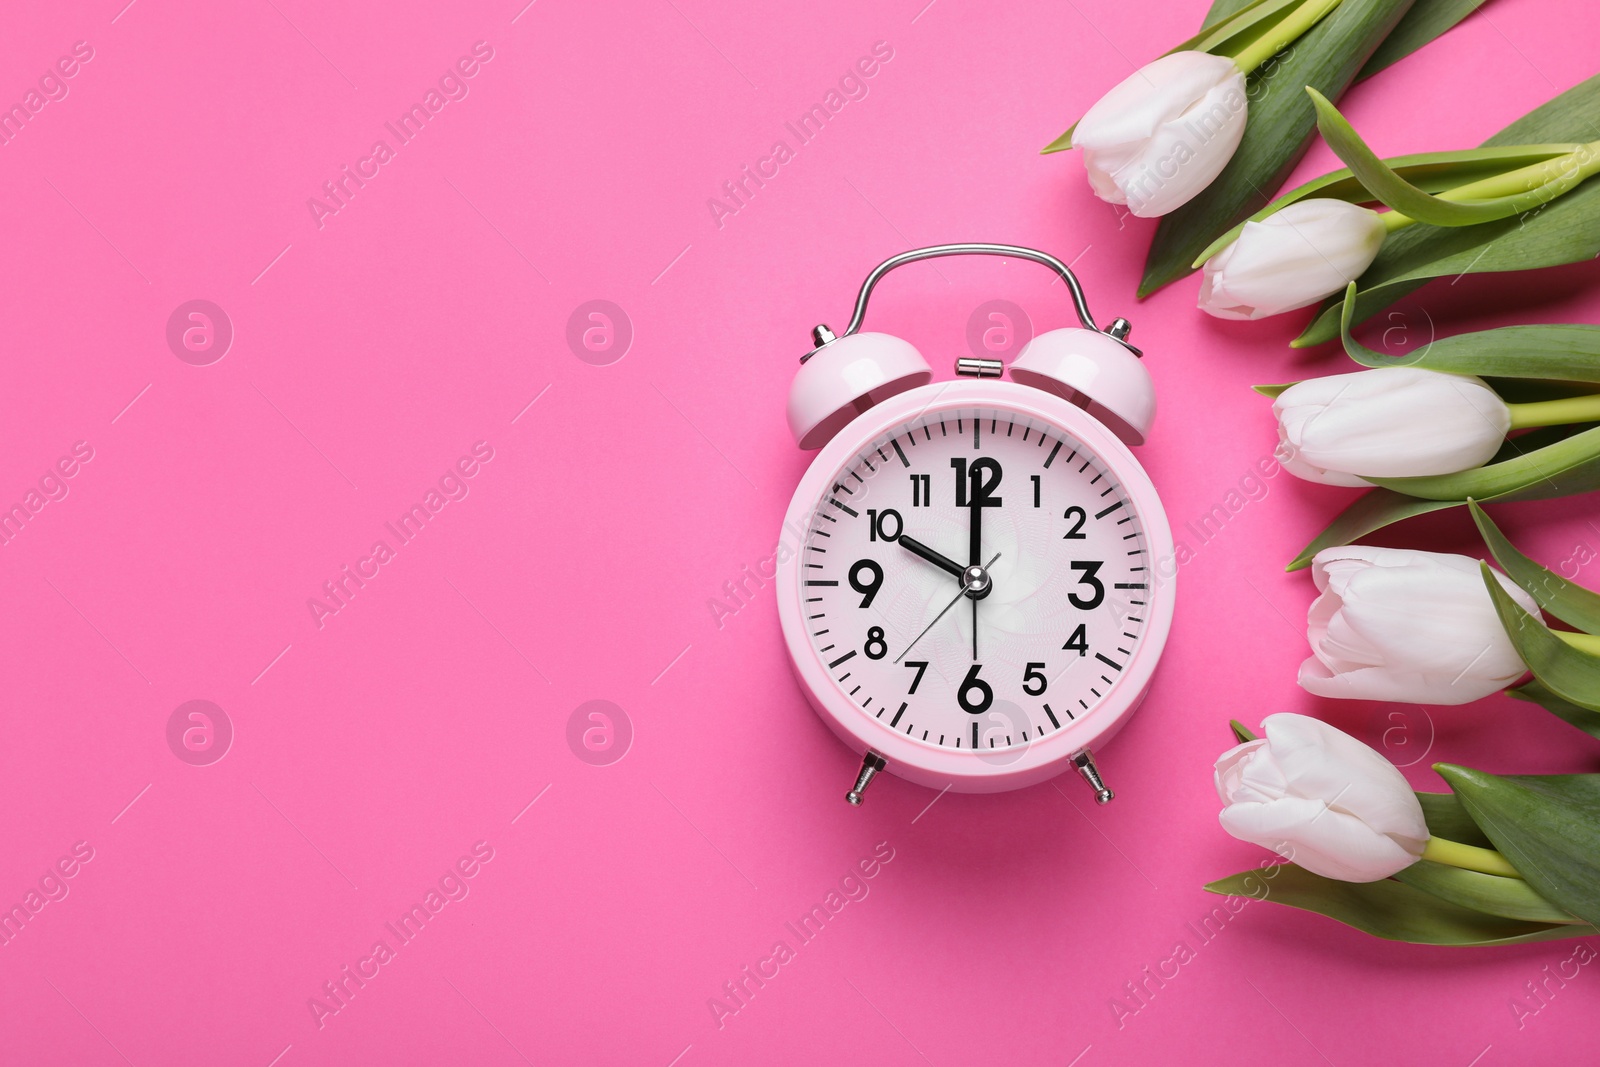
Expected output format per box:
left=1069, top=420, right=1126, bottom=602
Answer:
left=1073, top=51, right=1247, bottom=218
left=1215, top=713, right=1428, bottom=882
left=1273, top=367, right=1511, bottom=486
left=1198, top=199, right=1386, bottom=319
left=1300, top=546, right=1540, bottom=705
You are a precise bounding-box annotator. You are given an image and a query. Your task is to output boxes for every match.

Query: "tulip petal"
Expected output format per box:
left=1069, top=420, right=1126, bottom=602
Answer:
left=1220, top=795, right=1419, bottom=881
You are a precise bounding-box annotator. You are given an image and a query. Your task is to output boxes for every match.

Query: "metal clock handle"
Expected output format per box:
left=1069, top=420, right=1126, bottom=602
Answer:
left=802, top=242, right=1140, bottom=363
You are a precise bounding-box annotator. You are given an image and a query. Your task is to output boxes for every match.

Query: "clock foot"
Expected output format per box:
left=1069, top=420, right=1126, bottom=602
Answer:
left=1072, top=750, right=1115, bottom=805
left=845, top=753, right=887, bottom=806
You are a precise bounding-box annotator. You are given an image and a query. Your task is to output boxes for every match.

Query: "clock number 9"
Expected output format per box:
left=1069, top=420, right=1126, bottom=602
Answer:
left=957, top=664, right=993, bottom=715
left=849, top=559, right=883, bottom=608
left=1069, top=560, right=1105, bottom=610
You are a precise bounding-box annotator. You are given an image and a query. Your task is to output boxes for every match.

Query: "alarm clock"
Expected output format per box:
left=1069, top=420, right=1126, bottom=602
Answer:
left=775, top=244, right=1175, bottom=806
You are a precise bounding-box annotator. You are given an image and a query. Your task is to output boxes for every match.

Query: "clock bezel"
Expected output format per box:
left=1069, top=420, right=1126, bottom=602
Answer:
left=776, top=379, right=1176, bottom=794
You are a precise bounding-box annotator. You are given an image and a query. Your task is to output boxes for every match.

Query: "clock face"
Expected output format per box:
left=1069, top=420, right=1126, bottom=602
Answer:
left=797, top=403, right=1153, bottom=756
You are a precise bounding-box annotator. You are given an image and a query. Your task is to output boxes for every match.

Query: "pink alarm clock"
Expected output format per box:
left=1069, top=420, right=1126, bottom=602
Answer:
left=776, top=244, right=1175, bottom=805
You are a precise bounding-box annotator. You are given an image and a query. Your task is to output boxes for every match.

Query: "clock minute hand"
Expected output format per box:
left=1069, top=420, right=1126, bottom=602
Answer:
left=897, top=534, right=967, bottom=580
left=893, top=552, right=1001, bottom=665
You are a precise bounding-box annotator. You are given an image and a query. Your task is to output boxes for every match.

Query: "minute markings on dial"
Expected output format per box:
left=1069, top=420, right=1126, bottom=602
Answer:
left=803, top=410, right=1150, bottom=750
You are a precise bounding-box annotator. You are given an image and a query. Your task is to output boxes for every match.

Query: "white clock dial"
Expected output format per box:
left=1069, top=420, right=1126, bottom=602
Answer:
left=800, top=405, right=1151, bottom=753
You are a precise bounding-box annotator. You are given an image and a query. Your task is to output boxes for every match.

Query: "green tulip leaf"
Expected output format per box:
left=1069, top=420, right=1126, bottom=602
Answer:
left=1340, top=282, right=1600, bottom=378
left=1140, top=0, right=1416, bottom=296
left=1307, top=89, right=1588, bottom=227
left=1417, top=790, right=1493, bottom=848
left=1229, top=718, right=1258, bottom=743
left=1369, top=425, right=1600, bottom=502
left=1287, top=488, right=1457, bottom=570
left=1288, top=425, right=1597, bottom=568
left=1470, top=501, right=1600, bottom=633
left=1435, top=764, right=1600, bottom=929
left=1295, top=72, right=1600, bottom=346
left=1481, top=564, right=1600, bottom=714
left=1393, top=860, right=1581, bottom=924
left=1356, top=0, right=1490, bottom=78
left=1508, top=679, right=1600, bottom=741
left=1203, top=862, right=1593, bottom=944
left=1252, top=382, right=1294, bottom=397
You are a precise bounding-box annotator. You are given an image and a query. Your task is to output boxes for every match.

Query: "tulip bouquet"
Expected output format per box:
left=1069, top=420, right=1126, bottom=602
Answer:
left=1044, top=0, right=1491, bottom=295
left=1199, top=74, right=1600, bottom=339
left=1205, top=714, right=1600, bottom=945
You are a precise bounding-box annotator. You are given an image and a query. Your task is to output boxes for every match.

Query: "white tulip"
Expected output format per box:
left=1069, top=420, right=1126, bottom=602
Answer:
left=1215, top=713, right=1429, bottom=882
left=1073, top=51, right=1248, bottom=218
left=1300, top=546, right=1540, bottom=705
left=1199, top=199, right=1387, bottom=319
left=1273, top=367, right=1511, bottom=486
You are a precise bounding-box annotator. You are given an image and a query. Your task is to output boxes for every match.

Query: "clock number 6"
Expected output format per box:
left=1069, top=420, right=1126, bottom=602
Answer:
left=849, top=559, right=883, bottom=608
left=957, top=663, right=993, bottom=715
left=1069, top=560, right=1105, bottom=610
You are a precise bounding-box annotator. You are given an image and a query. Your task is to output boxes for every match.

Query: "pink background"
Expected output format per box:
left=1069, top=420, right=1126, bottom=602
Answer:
left=2, top=0, right=1597, bottom=1063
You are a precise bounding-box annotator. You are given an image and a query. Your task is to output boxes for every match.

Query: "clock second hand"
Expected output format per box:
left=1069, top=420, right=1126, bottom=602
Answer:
left=893, top=552, right=1001, bottom=665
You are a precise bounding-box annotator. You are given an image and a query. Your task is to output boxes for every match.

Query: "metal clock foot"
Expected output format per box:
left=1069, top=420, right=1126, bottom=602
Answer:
left=1073, top=750, right=1115, bottom=804
left=846, top=753, right=887, bottom=806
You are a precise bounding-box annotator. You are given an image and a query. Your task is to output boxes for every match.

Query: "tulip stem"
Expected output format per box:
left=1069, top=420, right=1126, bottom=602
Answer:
left=1506, top=394, right=1600, bottom=430
left=1230, top=0, right=1347, bottom=76
left=1377, top=142, right=1600, bottom=233
left=1556, top=629, right=1600, bottom=656
left=1421, top=836, right=1523, bottom=879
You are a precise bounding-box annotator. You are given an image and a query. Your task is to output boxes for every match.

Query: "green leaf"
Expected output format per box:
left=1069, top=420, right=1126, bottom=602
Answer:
left=1288, top=425, right=1600, bottom=567
left=1470, top=501, right=1600, bottom=633
left=1140, top=0, right=1417, bottom=296
left=1295, top=72, right=1600, bottom=346
left=1203, top=0, right=1494, bottom=80
left=1393, top=860, right=1581, bottom=924
left=1436, top=764, right=1600, bottom=929
left=1369, top=425, right=1600, bottom=501
left=1286, top=488, right=1456, bottom=570
left=1229, top=718, right=1258, bottom=743
left=1252, top=382, right=1294, bottom=397
left=1417, top=790, right=1494, bottom=848
left=1203, top=862, right=1593, bottom=944
left=1481, top=564, right=1600, bottom=714
left=1341, top=284, right=1600, bottom=379
left=1357, top=0, right=1489, bottom=78
left=1509, top=679, right=1600, bottom=741
left=1306, top=88, right=1587, bottom=227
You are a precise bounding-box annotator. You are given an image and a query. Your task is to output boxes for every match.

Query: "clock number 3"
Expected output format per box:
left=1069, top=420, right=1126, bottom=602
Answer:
left=1069, top=561, right=1105, bottom=610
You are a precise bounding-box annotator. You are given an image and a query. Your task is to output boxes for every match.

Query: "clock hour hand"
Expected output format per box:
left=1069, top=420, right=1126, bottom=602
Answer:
left=897, top=534, right=966, bottom=581
left=894, top=553, right=1000, bottom=664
